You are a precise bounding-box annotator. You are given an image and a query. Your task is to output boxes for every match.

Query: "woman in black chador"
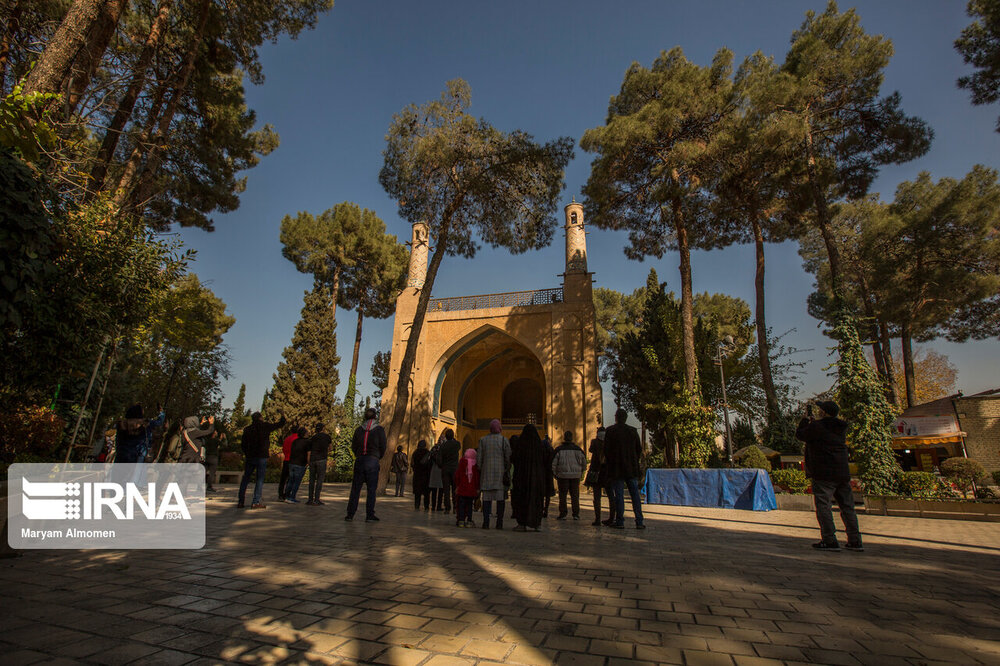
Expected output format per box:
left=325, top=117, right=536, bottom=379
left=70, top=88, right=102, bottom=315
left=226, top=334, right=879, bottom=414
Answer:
left=510, top=424, right=547, bottom=532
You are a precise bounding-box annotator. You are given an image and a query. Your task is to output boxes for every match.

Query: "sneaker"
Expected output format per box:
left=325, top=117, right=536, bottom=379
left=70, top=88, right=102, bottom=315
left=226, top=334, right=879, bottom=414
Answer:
left=556, top=515, right=567, bottom=521
left=572, top=515, right=580, bottom=520
left=365, top=515, right=380, bottom=522
left=512, top=525, right=527, bottom=532
left=314, top=500, right=325, bottom=506
left=601, top=519, right=614, bottom=526
left=845, top=542, right=865, bottom=552
left=344, top=515, right=353, bottom=521
left=591, top=520, right=601, bottom=526
left=285, top=498, right=298, bottom=504
left=812, top=541, right=841, bottom=551
left=236, top=502, right=245, bottom=509
left=277, top=496, right=285, bottom=502
left=251, top=503, right=266, bottom=510
left=636, top=523, right=647, bottom=530
left=305, top=500, right=316, bottom=505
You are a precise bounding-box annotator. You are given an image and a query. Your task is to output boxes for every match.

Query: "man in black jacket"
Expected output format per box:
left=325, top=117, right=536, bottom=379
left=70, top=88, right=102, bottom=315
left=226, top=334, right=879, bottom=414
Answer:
left=307, top=423, right=332, bottom=505
left=604, top=408, right=645, bottom=529
left=436, top=429, right=461, bottom=514
left=796, top=400, right=863, bottom=552
left=238, top=412, right=286, bottom=509
left=346, top=408, right=387, bottom=522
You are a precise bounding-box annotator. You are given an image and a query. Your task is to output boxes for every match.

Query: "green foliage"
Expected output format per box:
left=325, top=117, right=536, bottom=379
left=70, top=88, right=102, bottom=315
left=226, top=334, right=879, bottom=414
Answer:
left=761, top=407, right=804, bottom=455
left=227, top=383, right=251, bottom=450
left=770, top=468, right=810, bottom=494
left=885, top=167, right=1000, bottom=342
left=992, top=470, right=1000, bottom=486
left=649, top=389, right=717, bottom=469
left=735, top=445, right=771, bottom=471
left=0, top=150, right=61, bottom=332
left=380, top=79, right=574, bottom=260
left=1, top=192, right=188, bottom=408
left=834, top=310, right=901, bottom=495
left=731, top=419, right=757, bottom=451
left=781, top=1, right=932, bottom=203
left=0, top=404, right=66, bottom=465
left=897, top=471, right=940, bottom=498
left=0, top=82, right=59, bottom=162
left=269, top=281, right=346, bottom=434
left=370, top=350, right=391, bottom=409
left=941, top=457, right=988, bottom=497
left=956, top=0, right=1000, bottom=132
left=102, top=274, right=234, bottom=422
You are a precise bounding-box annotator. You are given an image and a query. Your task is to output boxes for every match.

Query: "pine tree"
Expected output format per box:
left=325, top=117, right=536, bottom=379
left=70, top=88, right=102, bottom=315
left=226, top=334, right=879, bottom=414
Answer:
left=269, top=281, right=344, bottom=435
left=834, top=310, right=901, bottom=496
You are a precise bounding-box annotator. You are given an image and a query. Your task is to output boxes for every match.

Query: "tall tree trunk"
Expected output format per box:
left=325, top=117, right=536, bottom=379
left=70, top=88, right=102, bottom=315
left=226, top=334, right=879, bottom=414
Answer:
left=803, top=123, right=843, bottom=298
left=23, top=0, right=107, bottom=96
left=0, top=0, right=24, bottom=97
left=344, top=309, right=364, bottom=412
left=672, top=198, right=698, bottom=399
left=879, top=320, right=900, bottom=408
left=64, top=0, right=127, bottom=116
left=857, top=275, right=892, bottom=402
left=86, top=0, right=171, bottom=198
left=111, top=0, right=208, bottom=212
left=23, top=0, right=126, bottom=115
left=900, top=323, right=917, bottom=408
left=381, top=218, right=454, bottom=492
left=751, top=216, right=779, bottom=424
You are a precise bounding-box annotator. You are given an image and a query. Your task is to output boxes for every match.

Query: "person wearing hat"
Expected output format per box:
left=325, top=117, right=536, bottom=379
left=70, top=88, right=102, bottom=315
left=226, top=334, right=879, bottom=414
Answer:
left=796, top=400, right=863, bottom=552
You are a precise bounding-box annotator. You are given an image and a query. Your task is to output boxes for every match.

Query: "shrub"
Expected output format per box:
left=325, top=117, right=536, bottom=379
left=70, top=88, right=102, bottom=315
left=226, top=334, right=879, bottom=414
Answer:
left=0, top=404, right=66, bottom=464
left=219, top=451, right=243, bottom=470
left=940, top=457, right=988, bottom=497
left=992, top=470, right=1000, bottom=487
left=736, top=446, right=771, bottom=471
left=770, top=468, right=809, bottom=494
left=898, top=471, right=939, bottom=498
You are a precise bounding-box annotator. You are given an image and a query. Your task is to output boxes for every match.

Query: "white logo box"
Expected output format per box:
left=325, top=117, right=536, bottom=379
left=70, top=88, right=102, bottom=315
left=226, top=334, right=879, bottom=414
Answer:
left=8, top=463, right=206, bottom=549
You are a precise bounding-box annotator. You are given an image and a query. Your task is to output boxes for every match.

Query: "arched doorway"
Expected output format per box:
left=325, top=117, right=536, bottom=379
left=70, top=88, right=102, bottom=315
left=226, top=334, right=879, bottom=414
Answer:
left=432, top=328, right=546, bottom=443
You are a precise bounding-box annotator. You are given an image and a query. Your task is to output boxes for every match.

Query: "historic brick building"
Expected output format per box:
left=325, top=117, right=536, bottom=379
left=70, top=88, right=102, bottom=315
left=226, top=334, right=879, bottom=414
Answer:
left=381, top=201, right=604, bottom=453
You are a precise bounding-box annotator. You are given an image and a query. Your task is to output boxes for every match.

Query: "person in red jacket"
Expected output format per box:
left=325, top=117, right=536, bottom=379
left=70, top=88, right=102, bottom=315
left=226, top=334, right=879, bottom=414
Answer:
left=454, top=448, right=480, bottom=528
left=278, top=427, right=305, bottom=501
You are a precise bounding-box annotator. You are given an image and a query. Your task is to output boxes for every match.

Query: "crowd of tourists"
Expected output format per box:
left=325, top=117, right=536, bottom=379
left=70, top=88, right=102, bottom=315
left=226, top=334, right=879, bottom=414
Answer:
left=104, top=397, right=863, bottom=549
left=405, top=408, right=646, bottom=531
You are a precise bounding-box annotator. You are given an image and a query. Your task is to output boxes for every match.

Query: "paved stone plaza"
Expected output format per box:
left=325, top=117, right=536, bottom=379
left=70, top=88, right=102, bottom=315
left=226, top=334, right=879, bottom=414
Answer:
left=2, top=484, right=999, bottom=665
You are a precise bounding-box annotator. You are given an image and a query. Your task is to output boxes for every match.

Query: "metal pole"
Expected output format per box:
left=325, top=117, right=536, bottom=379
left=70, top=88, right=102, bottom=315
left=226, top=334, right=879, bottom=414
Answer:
left=65, top=338, right=108, bottom=462
left=85, top=341, right=118, bottom=457
left=717, top=343, right=734, bottom=465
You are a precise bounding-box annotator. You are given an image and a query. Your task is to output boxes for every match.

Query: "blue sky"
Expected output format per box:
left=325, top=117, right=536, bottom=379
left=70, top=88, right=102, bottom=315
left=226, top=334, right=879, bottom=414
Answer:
left=177, top=0, right=1000, bottom=417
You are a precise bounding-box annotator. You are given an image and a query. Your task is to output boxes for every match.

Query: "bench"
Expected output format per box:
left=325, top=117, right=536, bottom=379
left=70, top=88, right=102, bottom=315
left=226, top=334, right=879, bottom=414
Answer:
left=217, top=470, right=242, bottom=484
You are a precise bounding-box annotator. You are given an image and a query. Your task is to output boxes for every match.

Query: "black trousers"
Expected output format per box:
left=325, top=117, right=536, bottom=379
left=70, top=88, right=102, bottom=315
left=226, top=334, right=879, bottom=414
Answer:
left=557, top=478, right=581, bottom=517
left=812, top=479, right=861, bottom=545
left=278, top=461, right=290, bottom=499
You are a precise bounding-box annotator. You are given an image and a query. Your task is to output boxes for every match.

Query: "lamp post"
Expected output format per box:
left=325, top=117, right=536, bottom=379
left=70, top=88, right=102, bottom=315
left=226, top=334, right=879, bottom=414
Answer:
left=716, top=335, right=734, bottom=465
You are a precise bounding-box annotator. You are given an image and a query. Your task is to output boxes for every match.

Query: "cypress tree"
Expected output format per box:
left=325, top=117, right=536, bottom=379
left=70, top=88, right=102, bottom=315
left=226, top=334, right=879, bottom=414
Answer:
left=834, top=310, right=901, bottom=495
left=270, top=281, right=343, bottom=435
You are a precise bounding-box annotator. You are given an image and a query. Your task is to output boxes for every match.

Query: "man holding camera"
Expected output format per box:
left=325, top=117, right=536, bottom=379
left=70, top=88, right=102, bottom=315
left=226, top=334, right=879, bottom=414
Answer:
left=796, top=400, right=863, bottom=552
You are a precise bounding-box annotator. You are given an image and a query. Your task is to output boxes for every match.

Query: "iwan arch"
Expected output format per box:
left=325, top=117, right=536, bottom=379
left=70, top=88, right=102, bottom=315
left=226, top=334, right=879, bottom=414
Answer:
left=381, top=201, right=604, bottom=453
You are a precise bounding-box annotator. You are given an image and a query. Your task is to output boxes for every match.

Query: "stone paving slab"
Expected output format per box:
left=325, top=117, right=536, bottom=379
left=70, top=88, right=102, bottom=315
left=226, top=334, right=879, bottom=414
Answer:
left=2, top=483, right=1000, bottom=665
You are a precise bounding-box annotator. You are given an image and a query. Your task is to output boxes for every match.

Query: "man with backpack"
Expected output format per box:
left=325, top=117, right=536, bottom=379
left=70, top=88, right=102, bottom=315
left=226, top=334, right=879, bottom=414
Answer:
left=346, top=408, right=387, bottom=522
left=391, top=446, right=409, bottom=497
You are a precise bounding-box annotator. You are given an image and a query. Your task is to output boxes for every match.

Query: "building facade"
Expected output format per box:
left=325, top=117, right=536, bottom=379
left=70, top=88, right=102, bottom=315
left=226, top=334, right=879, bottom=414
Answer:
left=380, top=202, right=604, bottom=453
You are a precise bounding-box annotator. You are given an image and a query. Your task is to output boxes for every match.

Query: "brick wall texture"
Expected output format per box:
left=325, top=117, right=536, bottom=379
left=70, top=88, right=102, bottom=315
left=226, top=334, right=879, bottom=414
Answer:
left=956, top=395, right=1000, bottom=474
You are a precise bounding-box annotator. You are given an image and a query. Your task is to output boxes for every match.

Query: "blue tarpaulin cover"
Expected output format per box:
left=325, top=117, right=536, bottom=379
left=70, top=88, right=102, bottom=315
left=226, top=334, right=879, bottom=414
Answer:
left=644, top=468, right=778, bottom=511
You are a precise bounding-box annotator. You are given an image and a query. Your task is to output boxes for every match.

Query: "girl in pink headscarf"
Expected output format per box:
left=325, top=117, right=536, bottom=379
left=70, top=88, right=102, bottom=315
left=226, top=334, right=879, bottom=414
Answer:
left=454, top=448, right=480, bottom=527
